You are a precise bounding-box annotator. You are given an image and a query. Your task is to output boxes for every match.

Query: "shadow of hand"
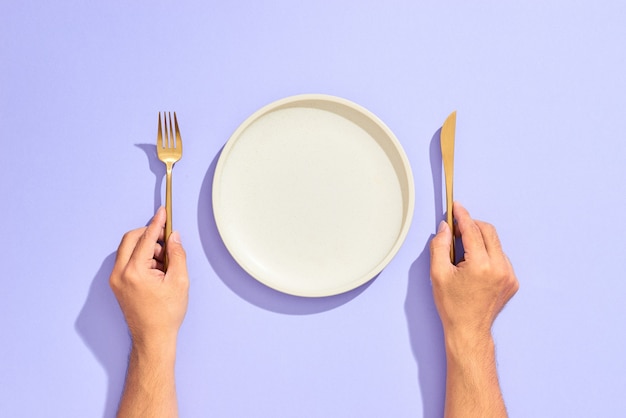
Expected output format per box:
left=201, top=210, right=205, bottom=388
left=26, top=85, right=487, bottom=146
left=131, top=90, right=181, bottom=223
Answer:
left=405, top=240, right=446, bottom=418
left=402, top=127, right=447, bottom=417
left=75, top=253, right=130, bottom=418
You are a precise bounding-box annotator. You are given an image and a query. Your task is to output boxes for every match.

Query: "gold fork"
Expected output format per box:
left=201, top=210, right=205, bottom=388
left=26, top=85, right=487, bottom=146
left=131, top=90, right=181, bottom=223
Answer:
left=156, top=112, right=183, bottom=270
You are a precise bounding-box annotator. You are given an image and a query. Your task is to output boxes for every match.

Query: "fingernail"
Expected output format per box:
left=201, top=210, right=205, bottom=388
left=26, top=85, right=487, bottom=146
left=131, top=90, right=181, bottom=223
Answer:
left=170, top=230, right=182, bottom=244
left=438, top=221, right=448, bottom=233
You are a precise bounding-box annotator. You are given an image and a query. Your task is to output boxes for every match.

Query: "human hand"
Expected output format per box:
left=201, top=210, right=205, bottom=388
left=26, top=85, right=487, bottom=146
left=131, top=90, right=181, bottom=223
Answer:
left=429, top=202, right=519, bottom=342
left=109, top=207, right=189, bottom=352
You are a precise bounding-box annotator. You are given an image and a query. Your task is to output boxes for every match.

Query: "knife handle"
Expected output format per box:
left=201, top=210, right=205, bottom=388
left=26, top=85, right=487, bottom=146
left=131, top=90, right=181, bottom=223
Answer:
left=445, top=195, right=455, bottom=264
left=443, top=142, right=455, bottom=263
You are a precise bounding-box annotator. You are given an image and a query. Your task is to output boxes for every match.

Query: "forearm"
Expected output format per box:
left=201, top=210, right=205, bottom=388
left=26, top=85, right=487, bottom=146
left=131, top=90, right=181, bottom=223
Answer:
left=443, top=332, right=507, bottom=418
left=117, top=340, right=179, bottom=418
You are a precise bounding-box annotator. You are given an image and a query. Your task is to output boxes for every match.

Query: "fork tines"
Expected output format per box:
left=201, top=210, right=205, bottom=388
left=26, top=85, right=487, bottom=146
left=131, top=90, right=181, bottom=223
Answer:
left=158, top=111, right=180, bottom=149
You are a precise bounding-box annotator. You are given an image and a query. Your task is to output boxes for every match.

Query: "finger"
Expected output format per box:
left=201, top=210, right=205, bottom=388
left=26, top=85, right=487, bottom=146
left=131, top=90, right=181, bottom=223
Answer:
left=152, top=259, right=165, bottom=272
left=114, top=227, right=147, bottom=268
left=153, top=242, right=164, bottom=262
left=430, top=221, right=453, bottom=279
left=453, top=202, right=487, bottom=260
left=475, top=220, right=504, bottom=256
left=165, top=231, right=189, bottom=283
left=131, top=207, right=167, bottom=262
left=157, top=220, right=165, bottom=243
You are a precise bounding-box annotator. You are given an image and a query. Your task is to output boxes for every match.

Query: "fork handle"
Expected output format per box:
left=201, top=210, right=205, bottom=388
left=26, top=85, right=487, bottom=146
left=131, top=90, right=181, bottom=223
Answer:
left=164, top=163, right=173, bottom=270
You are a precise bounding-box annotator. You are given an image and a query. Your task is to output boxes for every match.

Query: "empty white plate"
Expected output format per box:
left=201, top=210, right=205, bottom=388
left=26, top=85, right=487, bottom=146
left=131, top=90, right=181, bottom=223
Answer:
left=212, top=94, right=414, bottom=297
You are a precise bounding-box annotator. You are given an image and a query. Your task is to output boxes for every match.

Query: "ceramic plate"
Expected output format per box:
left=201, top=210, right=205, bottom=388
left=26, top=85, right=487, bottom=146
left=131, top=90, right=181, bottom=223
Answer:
left=212, top=94, right=414, bottom=297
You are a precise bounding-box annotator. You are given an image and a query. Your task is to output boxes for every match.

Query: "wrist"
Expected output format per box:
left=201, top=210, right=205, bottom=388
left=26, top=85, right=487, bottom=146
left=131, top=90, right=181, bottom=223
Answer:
left=443, top=327, right=495, bottom=364
left=131, top=333, right=178, bottom=364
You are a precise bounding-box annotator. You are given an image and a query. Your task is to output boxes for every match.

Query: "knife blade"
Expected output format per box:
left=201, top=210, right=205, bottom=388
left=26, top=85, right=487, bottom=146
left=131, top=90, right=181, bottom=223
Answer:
left=441, top=111, right=456, bottom=263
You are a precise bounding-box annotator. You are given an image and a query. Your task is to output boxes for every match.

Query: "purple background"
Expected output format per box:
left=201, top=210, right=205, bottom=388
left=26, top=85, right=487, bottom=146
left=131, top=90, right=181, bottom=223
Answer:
left=2, top=1, right=625, bottom=417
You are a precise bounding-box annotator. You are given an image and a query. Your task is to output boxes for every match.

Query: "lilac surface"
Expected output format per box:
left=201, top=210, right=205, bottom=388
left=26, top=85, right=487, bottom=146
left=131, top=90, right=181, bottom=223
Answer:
left=2, top=1, right=626, bottom=417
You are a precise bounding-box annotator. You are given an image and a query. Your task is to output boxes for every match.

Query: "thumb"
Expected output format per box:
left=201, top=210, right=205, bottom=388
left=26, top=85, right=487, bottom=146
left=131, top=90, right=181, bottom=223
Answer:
left=166, top=231, right=188, bottom=278
left=430, top=221, right=453, bottom=278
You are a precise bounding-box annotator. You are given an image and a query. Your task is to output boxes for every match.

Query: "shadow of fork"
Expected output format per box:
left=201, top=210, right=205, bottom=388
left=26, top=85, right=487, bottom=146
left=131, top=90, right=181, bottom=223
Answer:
left=135, top=144, right=166, bottom=211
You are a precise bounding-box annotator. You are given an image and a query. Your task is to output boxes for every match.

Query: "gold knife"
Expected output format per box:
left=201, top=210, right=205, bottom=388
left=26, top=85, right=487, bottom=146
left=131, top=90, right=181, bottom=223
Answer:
left=441, top=111, right=456, bottom=263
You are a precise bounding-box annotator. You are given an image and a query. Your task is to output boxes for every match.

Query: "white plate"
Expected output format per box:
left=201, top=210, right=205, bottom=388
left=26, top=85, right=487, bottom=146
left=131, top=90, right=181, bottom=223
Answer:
left=212, top=94, right=414, bottom=297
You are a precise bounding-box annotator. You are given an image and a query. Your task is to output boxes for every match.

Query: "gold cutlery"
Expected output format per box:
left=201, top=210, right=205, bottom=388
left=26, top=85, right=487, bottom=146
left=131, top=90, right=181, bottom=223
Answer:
left=156, top=112, right=183, bottom=270
left=441, top=111, right=456, bottom=263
